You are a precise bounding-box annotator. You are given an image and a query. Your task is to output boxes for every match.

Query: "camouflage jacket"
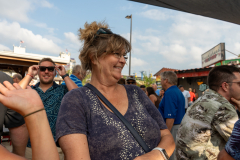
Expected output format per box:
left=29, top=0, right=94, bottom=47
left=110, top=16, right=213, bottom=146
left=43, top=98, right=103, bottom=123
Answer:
left=175, top=89, right=238, bottom=160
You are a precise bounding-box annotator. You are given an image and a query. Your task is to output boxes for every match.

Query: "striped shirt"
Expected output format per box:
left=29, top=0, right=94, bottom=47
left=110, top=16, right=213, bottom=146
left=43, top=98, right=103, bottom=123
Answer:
left=225, top=119, right=240, bottom=159
left=62, top=74, right=83, bottom=87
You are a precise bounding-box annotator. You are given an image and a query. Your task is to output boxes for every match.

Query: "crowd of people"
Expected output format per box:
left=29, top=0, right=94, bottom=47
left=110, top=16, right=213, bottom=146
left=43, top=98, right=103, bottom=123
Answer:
left=0, top=21, right=239, bottom=160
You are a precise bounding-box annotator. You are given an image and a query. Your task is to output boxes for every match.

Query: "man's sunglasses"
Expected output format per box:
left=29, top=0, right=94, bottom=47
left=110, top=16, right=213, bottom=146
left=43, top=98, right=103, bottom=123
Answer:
left=127, top=81, right=135, bottom=84
left=39, top=66, right=55, bottom=72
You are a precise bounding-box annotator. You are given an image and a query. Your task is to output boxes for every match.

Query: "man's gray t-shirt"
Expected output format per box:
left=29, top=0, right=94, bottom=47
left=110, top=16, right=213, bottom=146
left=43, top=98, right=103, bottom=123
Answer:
left=182, top=90, right=190, bottom=109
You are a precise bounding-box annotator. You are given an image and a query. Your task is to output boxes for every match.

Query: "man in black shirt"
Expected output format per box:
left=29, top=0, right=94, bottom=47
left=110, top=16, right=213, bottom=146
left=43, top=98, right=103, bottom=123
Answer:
left=0, top=71, right=28, bottom=157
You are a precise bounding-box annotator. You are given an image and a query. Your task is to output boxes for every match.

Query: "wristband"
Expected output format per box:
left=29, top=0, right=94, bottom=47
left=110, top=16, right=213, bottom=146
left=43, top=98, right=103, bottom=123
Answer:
left=23, top=108, right=45, bottom=118
left=153, top=147, right=169, bottom=160
left=61, top=74, right=69, bottom=80
left=27, top=74, right=34, bottom=79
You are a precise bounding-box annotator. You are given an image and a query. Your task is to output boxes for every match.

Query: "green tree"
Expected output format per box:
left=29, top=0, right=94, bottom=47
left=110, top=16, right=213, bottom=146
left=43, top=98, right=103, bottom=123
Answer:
left=142, top=73, right=156, bottom=87
left=82, top=72, right=91, bottom=85
left=67, top=69, right=72, bottom=75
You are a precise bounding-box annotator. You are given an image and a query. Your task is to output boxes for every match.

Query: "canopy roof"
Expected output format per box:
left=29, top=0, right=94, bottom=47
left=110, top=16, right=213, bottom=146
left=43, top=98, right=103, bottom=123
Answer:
left=130, top=0, right=240, bottom=25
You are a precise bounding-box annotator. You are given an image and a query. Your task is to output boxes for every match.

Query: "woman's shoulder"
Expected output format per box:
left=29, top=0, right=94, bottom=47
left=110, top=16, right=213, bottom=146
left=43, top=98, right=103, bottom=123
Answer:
left=124, top=85, right=145, bottom=95
left=124, top=85, right=147, bottom=100
left=124, top=84, right=141, bottom=92
left=60, top=86, right=91, bottom=111
left=149, top=94, right=157, bottom=100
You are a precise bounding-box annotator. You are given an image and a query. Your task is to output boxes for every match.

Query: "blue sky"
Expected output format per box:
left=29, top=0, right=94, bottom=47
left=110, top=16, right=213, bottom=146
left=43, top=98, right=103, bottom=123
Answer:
left=1, top=0, right=240, bottom=76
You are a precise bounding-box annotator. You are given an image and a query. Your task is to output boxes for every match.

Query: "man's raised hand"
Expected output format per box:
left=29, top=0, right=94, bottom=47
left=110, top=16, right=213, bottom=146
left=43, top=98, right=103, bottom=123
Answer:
left=55, top=65, right=66, bottom=76
left=231, top=97, right=240, bottom=110
left=28, top=65, right=39, bottom=78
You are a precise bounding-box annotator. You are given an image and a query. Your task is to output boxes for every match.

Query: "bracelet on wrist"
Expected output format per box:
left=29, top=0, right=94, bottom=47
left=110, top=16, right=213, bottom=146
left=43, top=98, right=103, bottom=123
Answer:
left=61, top=74, right=69, bottom=80
left=27, top=74, right=34, bottom=79
left=23, top=108, right=45, bottom=118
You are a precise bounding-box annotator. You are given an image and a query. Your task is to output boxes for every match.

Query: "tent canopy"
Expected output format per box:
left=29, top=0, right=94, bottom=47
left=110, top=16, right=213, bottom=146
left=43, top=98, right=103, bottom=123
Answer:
left=130, top=0, right=240, bottom=25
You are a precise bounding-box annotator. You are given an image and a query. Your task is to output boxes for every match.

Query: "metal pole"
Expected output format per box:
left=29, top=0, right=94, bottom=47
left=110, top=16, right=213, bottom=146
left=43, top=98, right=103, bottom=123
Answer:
left=129, top=14, right=132, bottom=76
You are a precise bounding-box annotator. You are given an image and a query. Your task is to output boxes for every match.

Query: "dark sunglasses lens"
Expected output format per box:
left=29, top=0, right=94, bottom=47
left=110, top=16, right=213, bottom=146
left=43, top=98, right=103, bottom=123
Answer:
left=39, top=67, right=46, bottom=71
left=39, top=67, right=54, bottom=72
left=48, top=67, right=55, bottom=72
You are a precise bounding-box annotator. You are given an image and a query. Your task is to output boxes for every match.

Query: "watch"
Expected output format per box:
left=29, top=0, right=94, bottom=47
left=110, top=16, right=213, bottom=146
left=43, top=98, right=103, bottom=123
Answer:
left=61, top=74, right=69, bottom=80
left=153, top=147, right=169, bottom=160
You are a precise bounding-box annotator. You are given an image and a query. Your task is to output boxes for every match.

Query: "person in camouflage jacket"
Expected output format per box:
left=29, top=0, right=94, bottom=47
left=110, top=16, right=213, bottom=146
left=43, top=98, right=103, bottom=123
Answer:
left=175, top=65, right=239, bottom=160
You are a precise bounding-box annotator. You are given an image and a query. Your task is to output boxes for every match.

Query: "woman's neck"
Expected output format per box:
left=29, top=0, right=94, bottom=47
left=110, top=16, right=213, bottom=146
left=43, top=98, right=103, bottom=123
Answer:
left=90, top=72, right=119, bottom=95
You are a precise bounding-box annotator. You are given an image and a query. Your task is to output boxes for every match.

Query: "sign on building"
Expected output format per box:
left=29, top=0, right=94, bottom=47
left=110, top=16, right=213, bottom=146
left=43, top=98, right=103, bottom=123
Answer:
left=199, top=84, right=209, bottom=92
left=202, top=43, right=225, bottom=68
left=156, top=75, right=162, bottom=90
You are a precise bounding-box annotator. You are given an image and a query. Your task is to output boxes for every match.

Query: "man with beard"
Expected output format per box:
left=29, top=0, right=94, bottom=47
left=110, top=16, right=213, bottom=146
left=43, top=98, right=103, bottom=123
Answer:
left=176, top=65, right=239, bottom=160
left=19, top=58, right=78, bottom=159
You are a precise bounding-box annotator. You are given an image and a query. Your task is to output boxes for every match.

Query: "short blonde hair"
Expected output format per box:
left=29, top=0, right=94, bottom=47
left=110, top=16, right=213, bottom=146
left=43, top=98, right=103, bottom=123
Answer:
left=78, top=21, right=131, bottom=72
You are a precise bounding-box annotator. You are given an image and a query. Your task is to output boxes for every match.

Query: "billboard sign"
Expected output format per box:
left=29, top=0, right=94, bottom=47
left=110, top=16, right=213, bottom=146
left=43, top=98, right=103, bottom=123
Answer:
left=202, top=43, right=225, bottom=67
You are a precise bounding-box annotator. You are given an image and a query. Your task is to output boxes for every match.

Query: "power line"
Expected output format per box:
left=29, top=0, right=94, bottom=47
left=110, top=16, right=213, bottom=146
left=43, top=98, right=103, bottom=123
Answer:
left=225, top=49, right=239, bottom=57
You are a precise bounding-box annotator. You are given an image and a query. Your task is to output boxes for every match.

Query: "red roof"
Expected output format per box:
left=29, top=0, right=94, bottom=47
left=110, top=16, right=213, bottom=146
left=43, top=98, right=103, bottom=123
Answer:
left=154, top=67, right=177, bottom=76
left=175, top=66, right=212, bottom=72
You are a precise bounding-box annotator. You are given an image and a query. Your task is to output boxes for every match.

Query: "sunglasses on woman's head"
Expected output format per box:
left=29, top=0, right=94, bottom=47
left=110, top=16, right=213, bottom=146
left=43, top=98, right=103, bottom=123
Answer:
left=94, top=28, right=113, bottom=39
left=39, top=66, right=55, bottom=72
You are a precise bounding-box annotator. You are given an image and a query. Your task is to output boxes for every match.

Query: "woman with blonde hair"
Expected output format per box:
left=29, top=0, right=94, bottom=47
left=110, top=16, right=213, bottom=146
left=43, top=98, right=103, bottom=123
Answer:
left=56, top=21, right=175, bottom=160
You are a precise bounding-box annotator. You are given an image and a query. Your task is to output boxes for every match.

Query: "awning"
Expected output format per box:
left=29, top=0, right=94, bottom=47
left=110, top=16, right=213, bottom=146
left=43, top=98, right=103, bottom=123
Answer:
left=130, top=0, right=240, bottom=25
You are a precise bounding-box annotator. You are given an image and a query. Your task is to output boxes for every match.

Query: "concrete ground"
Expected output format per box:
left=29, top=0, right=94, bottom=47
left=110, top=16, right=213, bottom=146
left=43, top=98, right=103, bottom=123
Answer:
left=1, top=141, right=12, bottom=152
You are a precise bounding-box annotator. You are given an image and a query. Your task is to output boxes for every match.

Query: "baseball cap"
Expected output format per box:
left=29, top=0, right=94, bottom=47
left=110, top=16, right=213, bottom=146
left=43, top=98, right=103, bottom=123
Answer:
left=178, top=85, right=183, bottom=88
left=126, top=75, right=136, bottom=81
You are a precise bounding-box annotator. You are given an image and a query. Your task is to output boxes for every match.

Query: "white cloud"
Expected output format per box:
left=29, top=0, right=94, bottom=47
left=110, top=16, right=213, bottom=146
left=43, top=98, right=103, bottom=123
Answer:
left=159, top=44, right=188, bottom=64
left=124, top=12, right=240, bottom=75
left=63, top=32, right=83, bottom=64
left=139, top=9, right=168, bottom=20
left=0, top=44, right=10, bottom=51
left=0, top=0, right=32, bottom=22
left=0, top=20, right=62, bottom=54
left=132, top=47, right=145, bottom=55
left=139, top=35, right=161, bottom=52
left=0, top=0, right=54, bottom=22
left=142, top=5, right=148, bottom=10
left=34, top=22, right=55, bottom=34
left=0, top=0, right=56, bottom=34
left=145, top=28, right=161, bottom=34
left=38, top=0, right=54, bottom=8
left=120, top=3, right=135, bottom=10
left=64, top=32, right=81, bottom=45
left=234, top=42, right=240, bottom=52
left=128, top=57, right=147, bottom=67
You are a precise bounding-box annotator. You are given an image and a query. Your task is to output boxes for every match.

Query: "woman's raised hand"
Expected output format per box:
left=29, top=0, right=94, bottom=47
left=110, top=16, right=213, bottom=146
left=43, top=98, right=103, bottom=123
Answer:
left=0, top=81, right=44, bottom=116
